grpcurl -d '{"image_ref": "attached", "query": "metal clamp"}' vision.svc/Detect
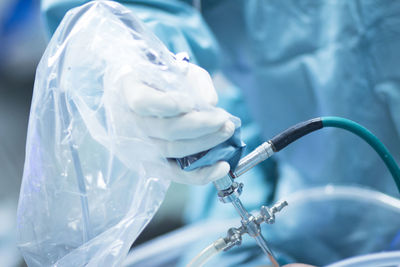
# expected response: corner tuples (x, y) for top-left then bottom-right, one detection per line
(223, 227), (244, 251)
(221, 200), (288, 251)
(217, 182), (243, 203)
(260, 201), (288, 224)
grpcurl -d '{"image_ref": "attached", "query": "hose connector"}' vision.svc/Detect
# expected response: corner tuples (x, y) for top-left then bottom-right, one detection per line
(229, 141), (274, 178)
(260, 201), (288, 224)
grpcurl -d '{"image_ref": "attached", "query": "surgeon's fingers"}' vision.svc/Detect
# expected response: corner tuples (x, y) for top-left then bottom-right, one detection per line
(123, 79), (194, 117)
(186, 63), (218, 106)
(168, 160), (230, 185)
(152, 120), (235, 158)
(135, 108), (231, 140)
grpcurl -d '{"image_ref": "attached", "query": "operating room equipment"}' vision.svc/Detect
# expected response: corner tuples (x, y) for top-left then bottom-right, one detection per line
(185, 116), (400, 266)
(229, 117), (400, 191)
(186, 199), (287, 267)
(124, 185), (400, 266)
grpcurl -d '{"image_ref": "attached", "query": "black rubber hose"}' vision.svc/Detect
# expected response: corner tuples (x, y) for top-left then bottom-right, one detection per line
(269, 116), (400, 194)
(270, 118), (323, 152)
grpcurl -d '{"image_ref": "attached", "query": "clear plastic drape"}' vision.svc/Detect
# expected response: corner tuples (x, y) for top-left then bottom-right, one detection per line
(15, 1), (203, 265)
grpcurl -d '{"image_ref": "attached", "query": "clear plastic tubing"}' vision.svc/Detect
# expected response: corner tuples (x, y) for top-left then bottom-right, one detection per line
(325, 251), (400, 267)
(186, 238), (227, 267)
(254, 235), (280, 267)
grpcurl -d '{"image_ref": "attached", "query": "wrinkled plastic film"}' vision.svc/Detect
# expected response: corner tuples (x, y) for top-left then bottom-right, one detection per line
(16, 2), (219, 266)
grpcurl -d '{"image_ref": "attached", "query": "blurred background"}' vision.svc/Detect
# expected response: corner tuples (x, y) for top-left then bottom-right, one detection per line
(0, 1), (187, 266)
(0, 0), (46, 266)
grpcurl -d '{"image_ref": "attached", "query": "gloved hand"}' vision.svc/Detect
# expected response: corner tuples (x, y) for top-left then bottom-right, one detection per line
(122, 59), (235, 185)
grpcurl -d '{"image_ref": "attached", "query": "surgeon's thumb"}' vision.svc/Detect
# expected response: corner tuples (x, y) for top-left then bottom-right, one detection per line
(187, 161), (230, 185)
(206, 161), (230, 183)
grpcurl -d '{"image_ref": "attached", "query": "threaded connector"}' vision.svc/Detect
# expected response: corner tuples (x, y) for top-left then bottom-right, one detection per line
(230, 141), (274, 178)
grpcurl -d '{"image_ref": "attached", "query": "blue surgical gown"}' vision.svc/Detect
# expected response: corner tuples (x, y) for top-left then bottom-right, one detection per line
(40, 0), (400, 265)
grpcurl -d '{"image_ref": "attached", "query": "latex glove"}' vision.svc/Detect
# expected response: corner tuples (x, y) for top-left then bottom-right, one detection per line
(122, 60), (235, 185)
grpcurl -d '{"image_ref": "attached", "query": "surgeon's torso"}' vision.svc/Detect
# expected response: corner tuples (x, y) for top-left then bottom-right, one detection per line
(202, 0), (400, 197)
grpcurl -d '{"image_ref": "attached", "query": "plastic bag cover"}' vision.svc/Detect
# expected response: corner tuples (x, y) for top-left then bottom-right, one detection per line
(15, 1), (212, 266)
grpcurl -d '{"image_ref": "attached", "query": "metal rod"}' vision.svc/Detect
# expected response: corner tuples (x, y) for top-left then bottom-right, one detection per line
(229, 194), (250, 219)
(228, 194), (280, 266)
(254, 234), (280, 267)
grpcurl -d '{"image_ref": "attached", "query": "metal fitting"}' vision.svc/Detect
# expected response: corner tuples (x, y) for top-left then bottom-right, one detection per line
(260, 201), (288, 224)
(230, 141), (274, 178)
(241, 215), (261, 237)
(219, 200), (288, 259)
(223, 227), (244, 251)
(217, 182), (243, 203)
(213, 175), (233, 191)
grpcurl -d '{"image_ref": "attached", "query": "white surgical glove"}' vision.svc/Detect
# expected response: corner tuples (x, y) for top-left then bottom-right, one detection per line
(122, 61), (234, 185)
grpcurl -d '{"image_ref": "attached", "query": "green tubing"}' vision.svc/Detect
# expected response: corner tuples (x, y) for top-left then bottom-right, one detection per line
(322, 116), (400, 194)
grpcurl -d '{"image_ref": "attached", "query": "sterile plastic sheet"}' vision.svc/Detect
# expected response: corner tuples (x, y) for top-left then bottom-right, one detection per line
(15, 1), (212, 266)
